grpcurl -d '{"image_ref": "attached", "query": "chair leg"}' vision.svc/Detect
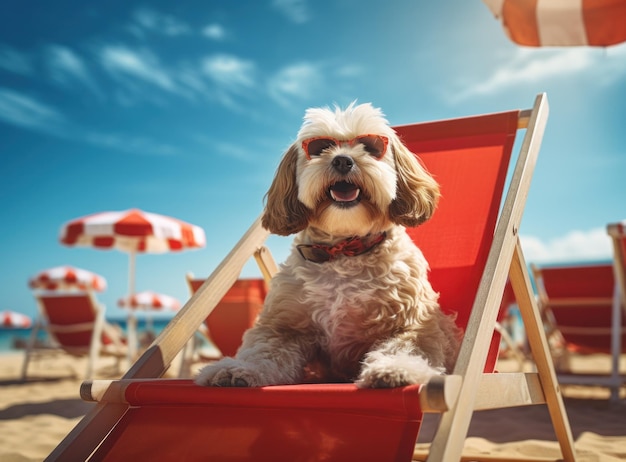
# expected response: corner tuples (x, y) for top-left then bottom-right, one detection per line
(426, 246), (511, 460)
(87, 313), (106, 380)
(177, 337), (197, 378)
(510, 240), (577, 462)
(21, 320), (40, 380)
(609, 282), (622, 402)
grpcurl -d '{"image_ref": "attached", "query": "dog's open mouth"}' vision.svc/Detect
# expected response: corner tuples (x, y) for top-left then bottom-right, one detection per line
(329, 181), (361, 205)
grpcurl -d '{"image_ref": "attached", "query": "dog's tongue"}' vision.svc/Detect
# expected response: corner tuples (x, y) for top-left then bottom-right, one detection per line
(330, 182), (360, 202)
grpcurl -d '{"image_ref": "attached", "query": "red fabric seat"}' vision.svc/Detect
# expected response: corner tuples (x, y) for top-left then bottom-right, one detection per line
(535, 263), (626, 354)
(398, 111), (519, 372)
(92, 382), (422, 461)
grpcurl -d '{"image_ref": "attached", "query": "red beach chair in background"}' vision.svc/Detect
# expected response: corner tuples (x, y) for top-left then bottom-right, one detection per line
(22, 291), (126, 380)
(531, 261), (625, 402)
(186, 274), (267, 358)
(533, 220), (626, 402)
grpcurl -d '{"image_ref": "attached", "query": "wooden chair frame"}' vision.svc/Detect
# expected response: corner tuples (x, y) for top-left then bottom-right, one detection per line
(608, 222), (626, 350)
(46, 93), (577, 462)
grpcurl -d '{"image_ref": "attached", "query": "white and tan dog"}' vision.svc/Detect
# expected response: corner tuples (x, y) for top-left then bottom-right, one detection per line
(196, 102), (461, 388)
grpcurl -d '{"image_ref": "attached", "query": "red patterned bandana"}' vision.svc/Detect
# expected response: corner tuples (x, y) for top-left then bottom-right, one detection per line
(296, 232), (387, 263)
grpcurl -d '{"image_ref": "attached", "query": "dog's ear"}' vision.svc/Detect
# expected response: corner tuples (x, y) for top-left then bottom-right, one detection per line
(389, 138), (440, 227)
(262, 144), (311, 236)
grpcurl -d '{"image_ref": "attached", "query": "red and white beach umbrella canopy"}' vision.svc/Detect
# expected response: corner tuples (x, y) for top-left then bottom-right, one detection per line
(28, 265), (107, 292)
(1, 310), (32, 329)
(59, 208), (206, 296)
(118, 291), (181, 312)
(60, 208), (206, 254)
(483, 0), (626, 47)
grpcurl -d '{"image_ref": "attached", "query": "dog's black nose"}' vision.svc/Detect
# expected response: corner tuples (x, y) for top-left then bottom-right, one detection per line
(332, 155), (354, 175)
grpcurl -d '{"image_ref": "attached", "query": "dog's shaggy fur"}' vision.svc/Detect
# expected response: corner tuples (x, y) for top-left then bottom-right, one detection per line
(196, 102), (461, 388)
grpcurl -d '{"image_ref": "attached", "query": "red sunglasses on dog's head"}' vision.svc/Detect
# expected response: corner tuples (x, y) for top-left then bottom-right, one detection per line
(301, 134), (389, 160)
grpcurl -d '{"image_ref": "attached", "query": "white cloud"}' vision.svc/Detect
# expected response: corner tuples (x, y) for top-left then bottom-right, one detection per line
(132, 8), (192, 36)
(267, 62), (322, 106)
(0, 45), (33, 76)
(450, 46), (626, 101)
(201, 54), (256, 92)
(520, 227), (613, 264)
(202, 24), (226, 41)
(177, 67), (211, 95)
(83, 131), (181, 156)
(97, 47), (260, 109)
(100, 45), (178, 94)
(0, 87), (68, 135)
(272, 0), (310, 23)
(0, 87), (178, 156)
(335, 64), (363, 78)
(46, 45), (100, 95)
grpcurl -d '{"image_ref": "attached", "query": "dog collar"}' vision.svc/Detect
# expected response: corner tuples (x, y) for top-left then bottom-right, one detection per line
(296, 232), (387, 263)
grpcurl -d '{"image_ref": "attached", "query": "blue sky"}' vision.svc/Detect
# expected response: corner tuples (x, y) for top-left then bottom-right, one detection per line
(1, 0), (625, 321)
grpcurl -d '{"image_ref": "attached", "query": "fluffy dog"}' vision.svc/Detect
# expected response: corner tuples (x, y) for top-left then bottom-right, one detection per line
(195, 102), (461, 388)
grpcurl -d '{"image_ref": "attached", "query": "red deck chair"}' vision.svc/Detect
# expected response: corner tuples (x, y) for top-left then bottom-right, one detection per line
(22, 291), (126, 380)
(47, 93), (576, 462)
(186, 275), (267, 358)
(531, 262), (625, 401)
(531, 220), (626, 402)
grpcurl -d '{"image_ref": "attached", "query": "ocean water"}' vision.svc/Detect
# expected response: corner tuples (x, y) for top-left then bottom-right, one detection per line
(0, 318), (172, 354)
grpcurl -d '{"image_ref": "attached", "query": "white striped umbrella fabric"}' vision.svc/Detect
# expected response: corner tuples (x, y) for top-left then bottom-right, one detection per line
(118, 291), (181, 334)
(1, 310), (32, 328)
(60, 208), (206, 254)
(59, 208), (205, 296)
(483, 0), (626, 47)
(28, 265), (107, 292)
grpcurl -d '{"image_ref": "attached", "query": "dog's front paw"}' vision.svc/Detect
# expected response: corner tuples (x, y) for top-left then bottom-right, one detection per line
(356, 350), (444, 389)
(195, 358), (262, 387)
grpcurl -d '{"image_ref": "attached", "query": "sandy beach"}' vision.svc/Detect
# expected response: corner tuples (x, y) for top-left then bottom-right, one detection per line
(0, 351), (624, 461)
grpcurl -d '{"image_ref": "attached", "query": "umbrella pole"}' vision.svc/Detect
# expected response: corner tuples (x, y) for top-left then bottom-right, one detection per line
(127, 251), (138, 361)
(146, 312), (153, 332)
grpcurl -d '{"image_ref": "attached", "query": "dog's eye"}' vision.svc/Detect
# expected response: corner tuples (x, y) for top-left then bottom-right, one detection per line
(306, 138), (337, 157)
(355, 135), (388, 159)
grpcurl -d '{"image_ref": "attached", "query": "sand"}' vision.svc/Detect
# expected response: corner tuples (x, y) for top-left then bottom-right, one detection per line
(0, 351), (624, 461)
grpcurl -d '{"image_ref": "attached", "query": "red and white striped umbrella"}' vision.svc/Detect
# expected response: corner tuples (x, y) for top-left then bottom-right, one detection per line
(59, 209), (205, 357)
(28, 265), (107, 292)
(59, 208), (205, 295)
(484, 0), (626, 47)
(118, 291), (181, 333)
(118, 291), (181, 311)
(1, 310), (32, 329)
(60, 208), (206, 254)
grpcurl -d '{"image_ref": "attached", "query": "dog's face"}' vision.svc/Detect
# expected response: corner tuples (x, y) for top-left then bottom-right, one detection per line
(262, 102), (440, 237)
